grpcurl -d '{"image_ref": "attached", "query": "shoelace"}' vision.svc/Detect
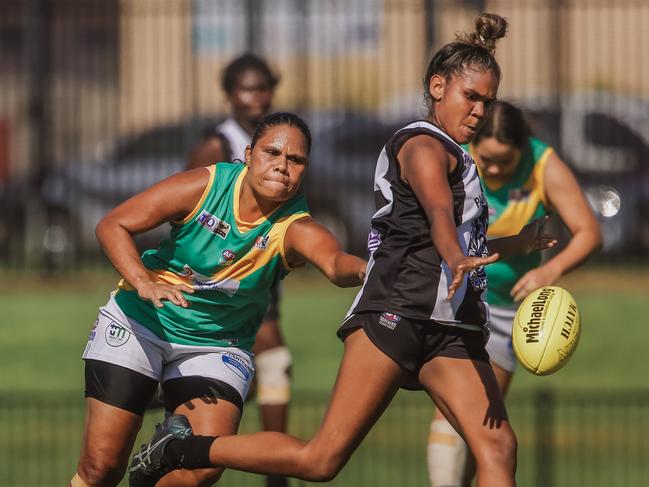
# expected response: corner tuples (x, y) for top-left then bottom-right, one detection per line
(129, 424), (192, 472)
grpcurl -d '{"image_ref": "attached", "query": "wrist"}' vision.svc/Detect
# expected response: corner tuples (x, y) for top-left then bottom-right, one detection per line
(132, 275), (154, 291)
(542, 260), (563, 282)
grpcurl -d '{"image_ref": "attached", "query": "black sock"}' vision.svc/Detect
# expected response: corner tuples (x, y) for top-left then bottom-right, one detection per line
(164, 436), (216, 469)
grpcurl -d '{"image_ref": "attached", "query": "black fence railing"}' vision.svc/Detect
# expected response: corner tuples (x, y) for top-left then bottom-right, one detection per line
(1, 389), (648, 486)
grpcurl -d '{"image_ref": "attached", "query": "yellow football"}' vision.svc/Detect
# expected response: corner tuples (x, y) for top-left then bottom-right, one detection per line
(512, 286), (580, 376)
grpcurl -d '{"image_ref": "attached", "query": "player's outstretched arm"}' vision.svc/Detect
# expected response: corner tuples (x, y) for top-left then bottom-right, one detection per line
(284, 217), (366, 287)
(508, 152), (602, 301)
(95, 168), (209, 306)
(488, 215), (557, 261)
(398, 135), (497, 299)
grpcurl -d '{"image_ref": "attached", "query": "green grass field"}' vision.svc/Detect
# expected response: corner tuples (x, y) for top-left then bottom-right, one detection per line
(0, 266), (648, 486)
(1, 266), (648, 393)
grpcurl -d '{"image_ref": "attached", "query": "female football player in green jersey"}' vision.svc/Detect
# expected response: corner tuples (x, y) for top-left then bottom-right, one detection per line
(427, 100), (602, 486)
(70, 112), (367, 487)
(186, 54), (294, 487)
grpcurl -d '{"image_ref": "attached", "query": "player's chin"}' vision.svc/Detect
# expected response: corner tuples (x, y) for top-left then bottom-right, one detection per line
(455, 127), (476, 145)
(261, 187), (293, 202)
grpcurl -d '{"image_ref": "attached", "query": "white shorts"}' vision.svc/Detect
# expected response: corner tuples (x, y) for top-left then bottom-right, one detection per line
(485, 305), (517, 373)
(82, 293), (255, 403)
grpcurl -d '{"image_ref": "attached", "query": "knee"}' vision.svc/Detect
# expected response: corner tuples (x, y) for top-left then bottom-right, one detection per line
(77, 454), (125, 486)
(474, 427), (518, 471)
(255, 346), (292, 406)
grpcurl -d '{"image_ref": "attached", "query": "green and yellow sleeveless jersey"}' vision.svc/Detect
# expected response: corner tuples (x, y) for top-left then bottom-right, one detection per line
(114, 162), (309, 350)
(465, 137), (553, 307)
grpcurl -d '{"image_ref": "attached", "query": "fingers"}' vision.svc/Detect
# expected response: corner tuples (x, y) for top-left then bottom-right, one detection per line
(141, 283), (193, 308)
(538, 234), (558, 250)
(538, 215), (550, 231)
(446, 271), (464, 300)
(177, 283), (195, 294)
(511, 285), (529, 303)
(511, 273), (540, 303)
(151, 295), (164, 308)
(446, 254), (496, 301)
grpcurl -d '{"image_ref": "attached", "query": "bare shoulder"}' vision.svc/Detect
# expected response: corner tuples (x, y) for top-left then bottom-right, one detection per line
(149, 167), (211, 212)
(285, 216), (321, 239)
(398, 134), (453, 182)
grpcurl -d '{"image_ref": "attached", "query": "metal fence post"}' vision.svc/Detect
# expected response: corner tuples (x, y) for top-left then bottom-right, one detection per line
(534, 389), (556, 487)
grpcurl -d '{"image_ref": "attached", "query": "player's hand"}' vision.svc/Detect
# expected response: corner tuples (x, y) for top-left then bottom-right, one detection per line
(136, 281), (195, 308)
(510, 265), (561, 303)
(518, 216), (557, 254)
(447, 253), (500, 300)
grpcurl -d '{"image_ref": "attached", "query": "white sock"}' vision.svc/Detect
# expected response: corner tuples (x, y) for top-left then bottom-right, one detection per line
(427, 418), (470, 487)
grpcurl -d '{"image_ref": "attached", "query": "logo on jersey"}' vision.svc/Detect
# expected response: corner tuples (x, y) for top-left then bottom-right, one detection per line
(254, 235), (270, 250)
(105, 322), (131, 347)
(88, 319), (98, 342)
(467, 214), (489, 291)
(367, 228), (382, 255)
(474, 193), (487, 209)
(222, 352), (252, 381)
(196, 210), (231, 239)
(178, 265), (240, 297)
(508, 188), (530, 202)
(219, 249), (237, 265)
(379, 312), (401, 330)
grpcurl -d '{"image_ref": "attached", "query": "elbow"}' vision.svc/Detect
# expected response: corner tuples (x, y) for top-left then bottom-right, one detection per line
(95, 214), (122, 247)
(590, 225), (604, 254)
(95, 217), (108, 244)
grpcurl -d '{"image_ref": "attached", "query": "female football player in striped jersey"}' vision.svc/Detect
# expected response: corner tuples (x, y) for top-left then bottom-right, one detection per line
(427, 100), (601, 486)
(129, 14), (557, 487)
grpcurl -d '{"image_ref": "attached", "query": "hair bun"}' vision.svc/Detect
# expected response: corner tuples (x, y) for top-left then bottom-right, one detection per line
(464, 13), (508, 53)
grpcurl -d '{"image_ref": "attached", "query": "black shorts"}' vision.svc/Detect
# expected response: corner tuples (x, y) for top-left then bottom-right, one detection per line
(85, 360), (244, 415)
(337, 312), (490, 390)
(263, 281), (281, 322)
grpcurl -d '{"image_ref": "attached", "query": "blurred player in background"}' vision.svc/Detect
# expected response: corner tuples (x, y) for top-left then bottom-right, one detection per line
(188, 53), (291, 487)
(427, 100), (602, 486)
(129, 14), (557, 487)
(71, 112), (366, 487)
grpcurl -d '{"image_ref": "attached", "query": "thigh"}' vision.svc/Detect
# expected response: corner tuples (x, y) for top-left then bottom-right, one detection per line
(253, 319), (284, 353)
(307, 328), (408, 460)
(162, 347), (255, 410)
(419, 357), (511, 454)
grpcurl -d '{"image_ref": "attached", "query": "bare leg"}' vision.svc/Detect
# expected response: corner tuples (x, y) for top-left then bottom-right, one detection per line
(156, 396), (242, 486)
(206, 328), (409, 482)
(420, 357), (517, 487)
(74, 398), (143, 486)
(253, 318), (291, 487)
(428, 361), (514, 486)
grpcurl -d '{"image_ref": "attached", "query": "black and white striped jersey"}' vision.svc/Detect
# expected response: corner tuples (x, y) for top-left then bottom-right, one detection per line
(347, 120), (490, 329)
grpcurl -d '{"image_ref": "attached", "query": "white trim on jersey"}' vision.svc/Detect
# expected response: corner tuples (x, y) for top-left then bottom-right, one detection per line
(372, 146), (394, 220)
